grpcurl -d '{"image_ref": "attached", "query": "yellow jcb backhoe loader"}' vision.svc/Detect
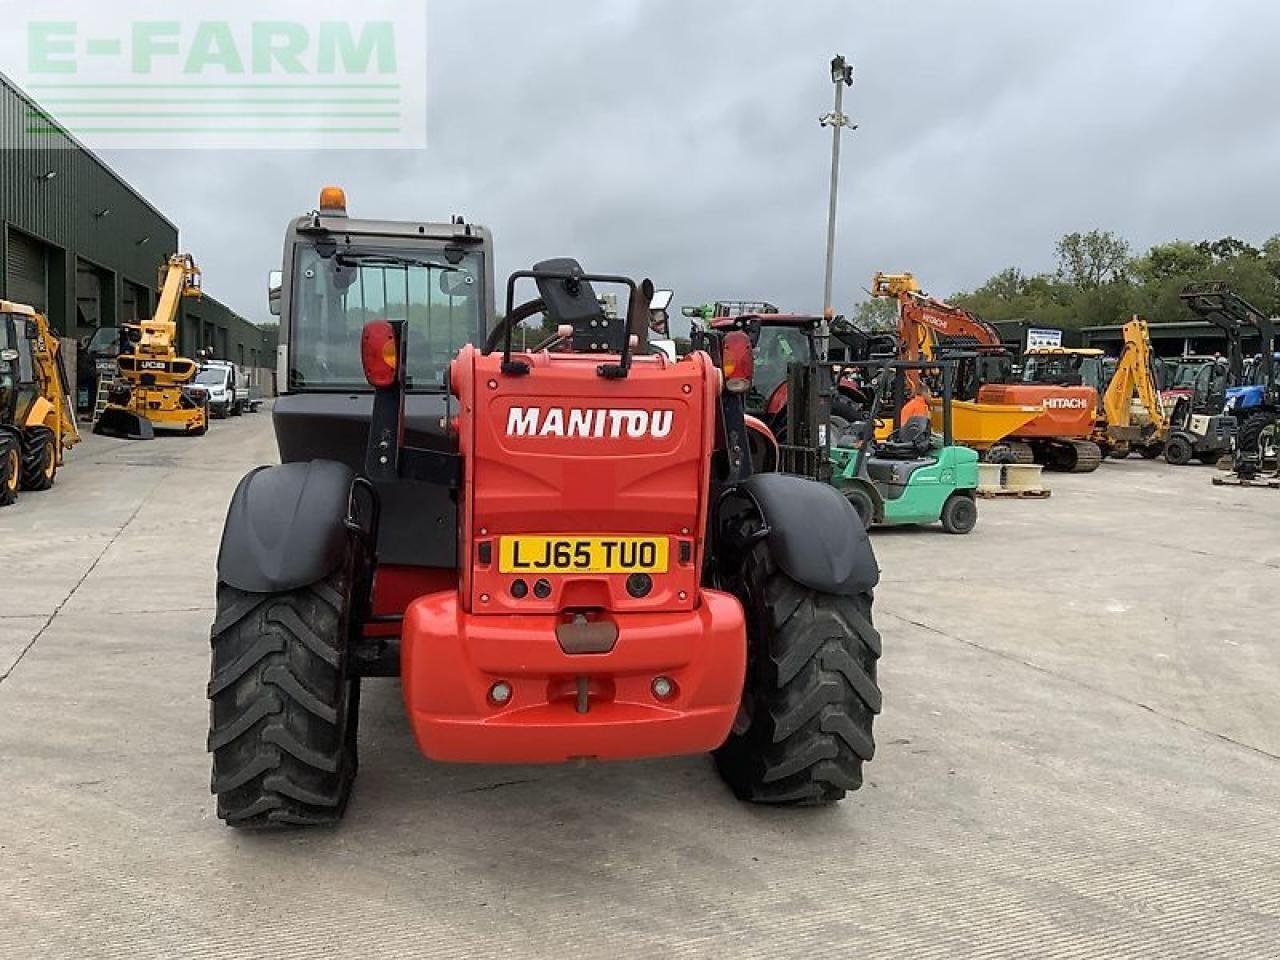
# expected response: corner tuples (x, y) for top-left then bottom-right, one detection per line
(1095, 316), (1167, 459)
(0, 301), (81, 505)
(94, 253), (209, 440)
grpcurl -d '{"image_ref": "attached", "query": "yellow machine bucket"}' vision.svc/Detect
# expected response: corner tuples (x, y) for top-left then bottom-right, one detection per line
(933, 399), (1042, 450)
(94, 407), (155, 440)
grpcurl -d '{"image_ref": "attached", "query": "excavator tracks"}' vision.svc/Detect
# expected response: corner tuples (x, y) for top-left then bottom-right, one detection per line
(1066, 440), (1102, 473)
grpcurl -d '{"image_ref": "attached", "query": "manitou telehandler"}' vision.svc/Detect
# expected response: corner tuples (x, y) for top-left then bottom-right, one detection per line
(207, 189), (881, 827)
(0, 302), (80, 506)
(95, 253), (208, 440)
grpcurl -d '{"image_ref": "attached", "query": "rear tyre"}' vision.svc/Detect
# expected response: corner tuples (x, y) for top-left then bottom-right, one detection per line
(0, 437), (19, 507)
(19, 426), (57, 491)
(715, 537), (881, 806)
(1164, 434), (1193, 466)
(1237, 412), (1276, 469)
(208, 562), (361, 829)
(843, 486), (875, 531)
(940, 492), (978, 534)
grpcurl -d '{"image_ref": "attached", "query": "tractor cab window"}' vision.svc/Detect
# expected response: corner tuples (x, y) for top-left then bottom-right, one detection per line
(749, 327), (810, 410)
(289, 244), (485, 392)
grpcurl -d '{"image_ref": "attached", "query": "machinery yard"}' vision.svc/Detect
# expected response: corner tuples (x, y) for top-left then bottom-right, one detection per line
(2, 414), (1277, 958)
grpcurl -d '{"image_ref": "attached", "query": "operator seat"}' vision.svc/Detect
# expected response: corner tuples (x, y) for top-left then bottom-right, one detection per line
(878, 416), (932, 459)
(864, 416), (937, 499)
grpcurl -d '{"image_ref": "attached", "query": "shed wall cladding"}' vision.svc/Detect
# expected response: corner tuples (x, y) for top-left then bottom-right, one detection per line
(0, 72), (178, 326)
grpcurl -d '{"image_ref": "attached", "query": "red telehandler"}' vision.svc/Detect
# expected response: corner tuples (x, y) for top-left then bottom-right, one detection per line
(208, 190), (881, 826)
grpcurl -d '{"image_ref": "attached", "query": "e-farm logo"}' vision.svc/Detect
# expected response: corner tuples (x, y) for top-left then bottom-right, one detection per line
(7, 1), (426, 150)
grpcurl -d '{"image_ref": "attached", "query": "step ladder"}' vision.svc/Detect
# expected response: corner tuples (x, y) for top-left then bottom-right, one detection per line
(91, 376), (111, 425)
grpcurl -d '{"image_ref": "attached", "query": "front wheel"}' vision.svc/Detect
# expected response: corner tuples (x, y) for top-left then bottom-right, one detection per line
(1236, 412), (1276, 477)
(1138, 443), (1162, 460)
(843, 485), (875, 531)
(208, 564), (361, 828)
(1164, 435), (1193, 466)
(715, 539), (881, 806)
(19, 426), (57, 491)
(940, 492), (978, 534)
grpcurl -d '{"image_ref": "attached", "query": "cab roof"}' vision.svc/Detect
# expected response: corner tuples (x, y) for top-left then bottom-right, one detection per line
(0, 300), (36, 316)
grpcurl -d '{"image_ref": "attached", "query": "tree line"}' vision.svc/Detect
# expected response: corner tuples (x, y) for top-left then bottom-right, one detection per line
(853, 230), (1280, 331)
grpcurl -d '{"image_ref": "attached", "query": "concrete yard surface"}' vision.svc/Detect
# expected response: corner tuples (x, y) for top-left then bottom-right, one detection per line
(1, 412), (1278, 959)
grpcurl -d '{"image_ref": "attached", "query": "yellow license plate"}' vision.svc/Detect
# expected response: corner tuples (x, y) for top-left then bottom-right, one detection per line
(499, 537), (669, 574)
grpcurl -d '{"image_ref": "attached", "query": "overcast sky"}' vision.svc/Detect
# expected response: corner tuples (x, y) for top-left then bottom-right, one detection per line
(97, 0), (1280, 327)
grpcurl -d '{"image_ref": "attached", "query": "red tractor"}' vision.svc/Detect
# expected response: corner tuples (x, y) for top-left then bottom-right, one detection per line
(208, 191), (880, 826)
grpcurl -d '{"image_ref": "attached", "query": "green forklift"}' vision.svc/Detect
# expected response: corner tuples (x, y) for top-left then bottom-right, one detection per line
(690, 307), (979, 534)
(828, 359), (980, 534)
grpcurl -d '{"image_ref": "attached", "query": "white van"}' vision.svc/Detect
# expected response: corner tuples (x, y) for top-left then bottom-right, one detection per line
(194, 361), (247, 418)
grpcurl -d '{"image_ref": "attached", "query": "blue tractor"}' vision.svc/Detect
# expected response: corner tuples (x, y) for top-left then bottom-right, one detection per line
(1179, 283), (1277, 478)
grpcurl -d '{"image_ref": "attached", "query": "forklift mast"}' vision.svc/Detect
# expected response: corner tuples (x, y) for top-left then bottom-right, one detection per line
(1179, 282), (1275, 392)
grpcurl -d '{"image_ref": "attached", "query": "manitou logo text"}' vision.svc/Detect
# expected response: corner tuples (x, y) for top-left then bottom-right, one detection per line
(1044, 397), (1090, 410)
(506, 406), (674, 440)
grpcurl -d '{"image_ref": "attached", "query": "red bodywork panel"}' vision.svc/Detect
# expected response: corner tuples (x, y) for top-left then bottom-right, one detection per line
(978, 383), (1097, 440)
(399, 345), (746, 763)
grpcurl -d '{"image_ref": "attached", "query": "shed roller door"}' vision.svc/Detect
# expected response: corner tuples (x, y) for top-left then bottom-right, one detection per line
(6, 230), (48, 312)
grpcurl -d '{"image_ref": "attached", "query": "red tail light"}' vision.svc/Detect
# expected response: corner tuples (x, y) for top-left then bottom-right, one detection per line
(721, 331), (754, 393)
(361, 320), (398, 388)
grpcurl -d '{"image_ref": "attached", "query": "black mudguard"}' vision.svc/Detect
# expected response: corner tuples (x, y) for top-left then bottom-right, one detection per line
(217, 460), (356, 594)
(738, 472), (879, 596)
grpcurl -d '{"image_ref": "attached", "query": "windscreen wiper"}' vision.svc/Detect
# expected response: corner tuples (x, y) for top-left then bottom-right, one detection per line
(335, 253), (458, 272)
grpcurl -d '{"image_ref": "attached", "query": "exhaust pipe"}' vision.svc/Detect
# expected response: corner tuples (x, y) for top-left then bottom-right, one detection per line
(93, 408), (155, 440)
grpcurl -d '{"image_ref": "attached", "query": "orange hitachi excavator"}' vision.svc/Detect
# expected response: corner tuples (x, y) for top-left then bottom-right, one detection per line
(871, 272), (1102, 472)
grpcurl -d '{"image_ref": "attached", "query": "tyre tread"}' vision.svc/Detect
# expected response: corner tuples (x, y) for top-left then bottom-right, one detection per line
(715, 538), (881, 806)
(207, 568), (358, 829)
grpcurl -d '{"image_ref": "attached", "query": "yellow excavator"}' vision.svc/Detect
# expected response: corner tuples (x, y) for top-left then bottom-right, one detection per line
(0, 302), (80, 505)
(1095, 316), (1167, 458)
(1016, 317), (1167, 459)
(94, 253), (209, 440)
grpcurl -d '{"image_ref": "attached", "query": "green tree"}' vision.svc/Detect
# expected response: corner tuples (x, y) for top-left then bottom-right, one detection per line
(1055, 230), (1132, 289)
(849, 297), (898, 331)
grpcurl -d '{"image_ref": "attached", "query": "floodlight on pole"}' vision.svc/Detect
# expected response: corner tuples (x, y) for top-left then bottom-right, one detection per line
(818, 54), (856, 360)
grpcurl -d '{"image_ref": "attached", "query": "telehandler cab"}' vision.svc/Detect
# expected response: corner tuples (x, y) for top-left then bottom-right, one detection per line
(208, 190), (881, 827)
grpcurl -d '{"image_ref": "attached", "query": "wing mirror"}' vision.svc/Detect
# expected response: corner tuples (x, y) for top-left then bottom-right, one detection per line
(268, 270), (283, 316)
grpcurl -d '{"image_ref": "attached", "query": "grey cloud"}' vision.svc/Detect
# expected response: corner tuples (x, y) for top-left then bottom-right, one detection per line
(97, 0), (1280, 325)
